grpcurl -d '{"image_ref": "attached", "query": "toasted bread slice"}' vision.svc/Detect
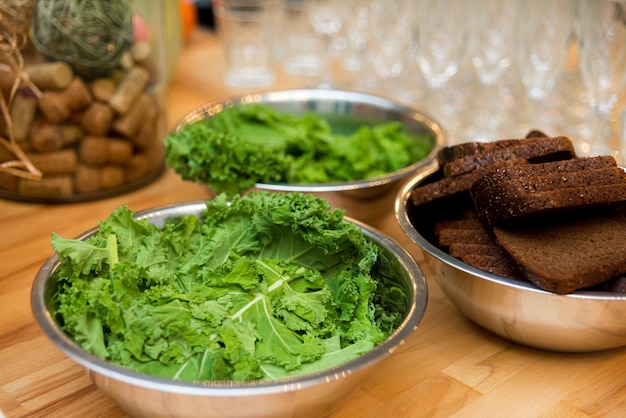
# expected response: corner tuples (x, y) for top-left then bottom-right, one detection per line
(471, 156), (626, 226)
(493, 210), (626, 294)
(442, 136), (576, 178)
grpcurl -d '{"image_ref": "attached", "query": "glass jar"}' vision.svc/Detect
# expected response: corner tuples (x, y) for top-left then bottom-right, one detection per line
(0, 0), (168, 202)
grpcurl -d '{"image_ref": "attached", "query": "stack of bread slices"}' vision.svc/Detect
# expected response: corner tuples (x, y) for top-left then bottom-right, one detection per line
(410, 134), (626, 294)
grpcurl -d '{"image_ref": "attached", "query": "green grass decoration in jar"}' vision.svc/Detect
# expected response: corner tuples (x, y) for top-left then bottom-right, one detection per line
(29, 0), (134, 79)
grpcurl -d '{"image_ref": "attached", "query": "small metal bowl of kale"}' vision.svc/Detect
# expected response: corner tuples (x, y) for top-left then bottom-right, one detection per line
(31, 191), (428, 418)
(165, 89), (446, 224)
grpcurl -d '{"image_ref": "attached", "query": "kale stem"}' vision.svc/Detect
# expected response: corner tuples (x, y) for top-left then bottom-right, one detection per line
(107, 234), (119, 266)
(107, 234), (119, 295)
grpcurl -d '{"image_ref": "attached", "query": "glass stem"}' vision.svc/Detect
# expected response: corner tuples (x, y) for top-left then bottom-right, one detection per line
(589, 104), (610, 156)
(317, 34), (334, 88)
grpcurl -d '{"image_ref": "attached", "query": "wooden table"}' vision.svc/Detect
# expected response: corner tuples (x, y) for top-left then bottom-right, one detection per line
(2, 28), (626, 418)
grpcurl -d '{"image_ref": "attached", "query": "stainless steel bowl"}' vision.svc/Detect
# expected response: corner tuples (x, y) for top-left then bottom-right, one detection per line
(32, 201), (428, 418)
(174, 89), (446, 224)
(396, 168), (626, 353)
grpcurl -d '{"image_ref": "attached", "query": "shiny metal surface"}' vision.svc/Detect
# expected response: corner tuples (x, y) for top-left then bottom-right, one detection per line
(32, 201), (428, 418)
(174, 89), (446, 224)
(395, 169), (626, 353)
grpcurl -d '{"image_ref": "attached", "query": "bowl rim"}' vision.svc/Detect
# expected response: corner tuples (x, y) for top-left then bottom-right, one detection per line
(31, 200), (428, 395)
(171, 88), (447, 193)
(394, 168), (626, 301)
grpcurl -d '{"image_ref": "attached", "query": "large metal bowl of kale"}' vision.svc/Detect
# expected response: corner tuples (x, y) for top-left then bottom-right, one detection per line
(165, 89), (446, 225)
(32, 192), (428, 418)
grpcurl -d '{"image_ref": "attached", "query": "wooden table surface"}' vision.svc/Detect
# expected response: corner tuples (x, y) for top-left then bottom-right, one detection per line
(2, 28), (626, 418)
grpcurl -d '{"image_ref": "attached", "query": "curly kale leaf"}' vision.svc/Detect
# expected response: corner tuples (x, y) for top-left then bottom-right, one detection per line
(50, 192), (406, 382)
(164, 103), (433, 194)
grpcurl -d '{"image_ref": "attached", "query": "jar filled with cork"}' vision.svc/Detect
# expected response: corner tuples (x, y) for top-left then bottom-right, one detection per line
(0, 0), (167, 202)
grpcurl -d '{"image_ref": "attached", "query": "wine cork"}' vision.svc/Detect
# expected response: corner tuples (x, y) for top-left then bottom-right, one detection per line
(63, 77), (93, 111)
(25, 62), (74, 90)
(134, 118), (156, 150)
(18, 175), (73, 198)
(30, 122), (84, 152)
(9, 89), (38, 141)
(0, 108), (6, 136)
(81, 102), (114, 135)
(27, 149), (77, 175)
(131, 42), (152, 64)
(14, 140), (32, 153)
(75, 164), (101, 194)
(100, 165), (126, 189)
(90, 78), (116, 102)
(70, 108), (87, 125)
(38, 91), (70, 123)
(30, 123), (64, 152)
(0, 143), (15, 162)
(111, 69), (126, 84)
(106, 138), (133, 164)
(125, 153), (149, 183)
(132, 97), (158, 149)
(0, 72), (18, 95)
(130, 41), (158, 82)
(60, 124), (84, 145)
(0, 171), (19, 192)
(119, 51), (135, 71)
(109, 66), (150, 115)
(112, 93), (151, 138)
(78, 136), (108, 165)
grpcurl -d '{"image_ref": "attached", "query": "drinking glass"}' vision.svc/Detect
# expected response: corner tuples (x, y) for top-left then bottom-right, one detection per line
(577, 0), (626, 157)
(413, 0), (468, 136)
(465, 0), (516, 141)
(213, 0), (279, 88)
(339, 0), (369, 72)
(305, 0), (347, 88)
(621, 108), (626, 164)
(279, 0), (324, 78)
(366, 0), (414, 99)
(514, 0), (576, 135)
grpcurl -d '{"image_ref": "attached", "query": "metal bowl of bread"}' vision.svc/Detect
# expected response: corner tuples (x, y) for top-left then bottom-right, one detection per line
(32, 192), (428, 418)
(165, 89), (445, 225)
(396, 134), (626, 352)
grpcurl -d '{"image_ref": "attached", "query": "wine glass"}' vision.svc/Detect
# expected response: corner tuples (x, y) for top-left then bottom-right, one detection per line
(305, 0), (347, 88)
(514, 0), (576, 136)
(365, 0), (415, 99)
(577, 0), (626, 157)
(413, 0), (469, 140)
(465, 0), (517, 141)
(336, 0), (373, 91)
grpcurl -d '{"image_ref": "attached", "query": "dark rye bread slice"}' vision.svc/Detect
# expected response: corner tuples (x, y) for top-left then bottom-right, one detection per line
(436, 130), (549, 165)
(435, 215), (491, 249)
(471, 157), (626, 226)
(442, 136), (576, 178)
(437, 139), (522, 166)
(449, 242), (504, 258)
(493, 210), (626, 294)
(470, 155), (618, 199)
(438, 228), (494, 247)
(411, 158), (528, 206)
(434, 217), (483, 236)
(411, 137), (576, 209)
(435, 217), (523, 279)
(525, 129), (549, 138)
(460, 254), (522, 279)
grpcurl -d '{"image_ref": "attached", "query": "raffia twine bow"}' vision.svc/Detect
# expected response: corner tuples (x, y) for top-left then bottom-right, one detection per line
(0, 0), (43, 181)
